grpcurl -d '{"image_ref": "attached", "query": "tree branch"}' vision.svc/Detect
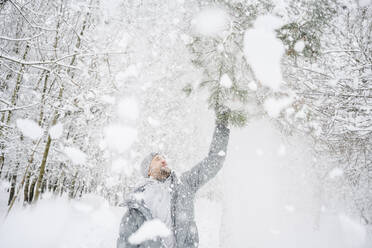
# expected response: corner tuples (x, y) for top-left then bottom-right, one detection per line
(0, 103), (39, 112)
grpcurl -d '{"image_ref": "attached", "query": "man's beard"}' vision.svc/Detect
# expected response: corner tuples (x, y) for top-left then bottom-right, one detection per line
(160, 167), (171, 179)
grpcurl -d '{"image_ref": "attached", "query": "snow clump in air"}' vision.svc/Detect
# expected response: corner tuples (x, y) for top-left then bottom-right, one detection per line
(218, 150), (226, 156)
(63, 146), (87, 165)
(191, 7), (230, 37)
(103, 124), (137, 152)
(147, 116), (160, 127)
(358, 0), (371, 7)
(49, 123), (64, 139)
(243, 15), (285, 91)
(117, 97), (139, 121)
(128, 219), (170, 245)
(220, 74), (233, 88)
(277, 144), (286, 156)
(263, 96), (294, 118)
(294, 40), (305, 52)
(328, 167), (344, 179)
(248, 81), (257, 91)
(16, 118), (43, 140)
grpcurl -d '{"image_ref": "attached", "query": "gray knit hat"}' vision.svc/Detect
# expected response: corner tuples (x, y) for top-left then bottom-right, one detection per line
(140, 152), (159, 178)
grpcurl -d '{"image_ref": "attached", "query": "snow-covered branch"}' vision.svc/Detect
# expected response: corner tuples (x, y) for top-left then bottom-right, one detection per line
(0, 33), (44, 41)
(0, 103), (39, 112)
(0, 51), (127, 67)
(8, 0), (56, 31)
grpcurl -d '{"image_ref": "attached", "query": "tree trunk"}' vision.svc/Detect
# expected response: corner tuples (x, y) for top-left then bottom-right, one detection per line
(60, 176), (67, 197)
(79, 182), (85, 198)
(23, 170), (31, 204)
(38, 72), (49, 127)
(55, 169), (65, 195)
(6, 45), (30, 125)
(41, 178), (47, 194)
(69, 171), (78, 199)
(7, 163), (19, 205)
(0, 148), (4, 178)
(33, 135), (51, 203)
(28, 175), (37, 202)
(52, 177), (58, 193)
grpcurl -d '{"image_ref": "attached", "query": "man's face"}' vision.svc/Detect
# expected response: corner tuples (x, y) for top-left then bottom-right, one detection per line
(148, 154), (171, 180)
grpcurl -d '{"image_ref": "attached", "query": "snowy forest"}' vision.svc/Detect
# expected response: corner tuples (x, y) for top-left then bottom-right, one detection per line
(0, 0), (371, 247)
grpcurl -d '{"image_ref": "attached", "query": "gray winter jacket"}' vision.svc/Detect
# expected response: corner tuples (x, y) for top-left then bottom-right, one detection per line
(117, 122), (230, 248)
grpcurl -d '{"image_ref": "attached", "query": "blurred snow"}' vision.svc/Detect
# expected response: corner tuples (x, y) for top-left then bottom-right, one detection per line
(284, 204), (296, 213)
(105, 176), (120, 188)
(277, 144), (286, 156)
(248, 81), (258, 91)
(220, 74), (233, 88)
(63, 146), (87, 165)
(100, 0), (122, 19)
(339, 214), (367, 247)
(180, 33), (193, 45)
(16, 118), (43, 140)
(147, 116), (161, 127)
(294, 40), (305, 52)
(49, 123), (64, 139)
(358, 0), (372, 7)
(220, 118), (369, 248)
(218, 150), (226, 156)
(111, 158), (129, 174)
(244, 15), (285, 91)
(115, 65), (139, 84)
(103, 124), (137, 152)
(264, 96), (294, 118)
(191, 7), (230, 37)
(101, 95), (115, 104)
(195, 198), (222, 247)
(117, 97), (139, 121)
(328, 167), (344, 179)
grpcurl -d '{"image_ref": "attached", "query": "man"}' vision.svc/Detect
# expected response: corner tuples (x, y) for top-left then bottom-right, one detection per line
(117, 107), (230, 248)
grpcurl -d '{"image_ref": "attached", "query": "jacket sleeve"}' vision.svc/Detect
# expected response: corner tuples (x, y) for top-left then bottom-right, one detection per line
(117, 208), (145, 248)
(181, 122), (230, 192)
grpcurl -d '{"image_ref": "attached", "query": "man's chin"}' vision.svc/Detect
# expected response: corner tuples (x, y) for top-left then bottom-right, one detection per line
(160, 167), (171, 179)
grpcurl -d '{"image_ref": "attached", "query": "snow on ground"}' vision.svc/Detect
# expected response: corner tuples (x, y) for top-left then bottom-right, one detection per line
(243, 15), (285, 91)
(0, 193), (124, 248)
(0, 182), (220, 248)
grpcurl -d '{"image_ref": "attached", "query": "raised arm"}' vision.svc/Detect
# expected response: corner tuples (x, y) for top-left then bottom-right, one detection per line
(181, 118), (230, 192)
